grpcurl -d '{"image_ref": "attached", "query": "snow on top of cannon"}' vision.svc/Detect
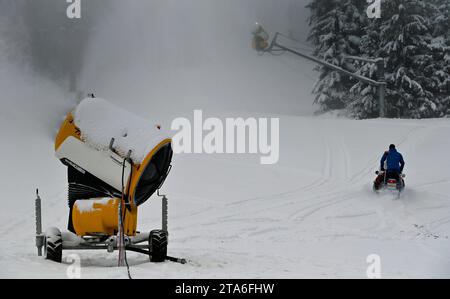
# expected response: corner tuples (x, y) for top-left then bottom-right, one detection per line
(73, 97), (170, 164)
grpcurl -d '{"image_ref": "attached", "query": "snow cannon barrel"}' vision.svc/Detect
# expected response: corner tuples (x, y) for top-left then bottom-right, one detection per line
(251, 23), (269, 52)
(55, 98), (173, 208)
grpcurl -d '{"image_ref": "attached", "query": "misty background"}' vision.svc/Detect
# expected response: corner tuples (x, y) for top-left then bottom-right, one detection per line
(0, 0), (316, 134)
(0, 0), (316, 216)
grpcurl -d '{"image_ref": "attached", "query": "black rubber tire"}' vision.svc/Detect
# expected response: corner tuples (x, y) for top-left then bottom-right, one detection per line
(45, 227), (62, 263)
(149, 230), (168, 263)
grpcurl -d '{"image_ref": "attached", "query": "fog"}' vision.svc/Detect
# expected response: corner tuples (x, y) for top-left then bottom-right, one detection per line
(1, 0), (316, 134)
(0, 0), (316, 252)
(78, 0), (315, 119)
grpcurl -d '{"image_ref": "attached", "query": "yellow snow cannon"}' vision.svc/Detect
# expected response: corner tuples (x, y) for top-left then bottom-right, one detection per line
(251, 22), (269, 52)
(35, 96), (185, 265)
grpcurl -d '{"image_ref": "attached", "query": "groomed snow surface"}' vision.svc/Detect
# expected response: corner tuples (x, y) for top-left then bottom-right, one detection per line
(1, 110), (450, 278)
(5, 0), (449, 279)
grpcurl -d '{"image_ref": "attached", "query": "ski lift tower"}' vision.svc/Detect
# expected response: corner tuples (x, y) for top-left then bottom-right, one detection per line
(252, 23), (386, 118)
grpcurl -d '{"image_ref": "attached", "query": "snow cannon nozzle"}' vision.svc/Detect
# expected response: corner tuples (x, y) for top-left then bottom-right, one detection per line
(54, 98), (173, 208)
(251, 22), (270, 52)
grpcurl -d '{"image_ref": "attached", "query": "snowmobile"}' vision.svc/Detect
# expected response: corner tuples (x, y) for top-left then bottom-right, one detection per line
(373, 170), (406, 198)
(35, 97), (185, 265)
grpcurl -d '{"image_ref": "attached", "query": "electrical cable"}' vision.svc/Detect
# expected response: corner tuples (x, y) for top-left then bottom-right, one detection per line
(276, 32), (314, 51)
(120, 157), (132, 279)
(266, 32), (314, 56)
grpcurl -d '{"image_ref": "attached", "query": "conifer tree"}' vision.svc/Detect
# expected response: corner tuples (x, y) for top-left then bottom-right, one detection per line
(307, 0), (367, 111)
(308, 0), (450, 118)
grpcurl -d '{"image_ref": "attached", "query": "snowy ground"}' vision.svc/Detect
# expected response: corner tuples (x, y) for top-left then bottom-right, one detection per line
(4, 0), (450, 280)
(1, 105), (450, 278)
(1, 0), (449, 277)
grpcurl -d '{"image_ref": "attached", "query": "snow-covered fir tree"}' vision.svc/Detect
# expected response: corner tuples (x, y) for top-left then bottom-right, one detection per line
(354, 0), (438, 118)
(309, 0), (450, 118)
(307, 0), (367, 111)
(431, 0), (450, 115)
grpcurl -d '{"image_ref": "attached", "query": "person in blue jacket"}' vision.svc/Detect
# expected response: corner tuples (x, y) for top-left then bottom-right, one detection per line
(381, 144), (405, 174)
(374, 144), (405, 190)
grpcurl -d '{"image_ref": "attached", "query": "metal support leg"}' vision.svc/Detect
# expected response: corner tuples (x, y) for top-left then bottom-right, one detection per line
(162, 195), (168, 234)
(35, 189), (44, 256)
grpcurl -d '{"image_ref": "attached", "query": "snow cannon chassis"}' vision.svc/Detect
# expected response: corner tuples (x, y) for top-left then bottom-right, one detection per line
(35, 98), (186, 266)
(35, 189), (186, 265)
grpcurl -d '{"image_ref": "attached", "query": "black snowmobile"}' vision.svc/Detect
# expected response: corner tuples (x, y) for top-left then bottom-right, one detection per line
(373, 170), (405, 197)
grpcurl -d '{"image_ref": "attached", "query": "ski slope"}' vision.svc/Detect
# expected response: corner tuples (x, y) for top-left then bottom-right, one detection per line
(1, 103), (450, 278)
(1, 0), (450, 278)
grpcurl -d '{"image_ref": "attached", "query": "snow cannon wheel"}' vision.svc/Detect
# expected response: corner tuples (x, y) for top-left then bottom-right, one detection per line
(44, 227), (62, 263)
(149, 230), (168, 263)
